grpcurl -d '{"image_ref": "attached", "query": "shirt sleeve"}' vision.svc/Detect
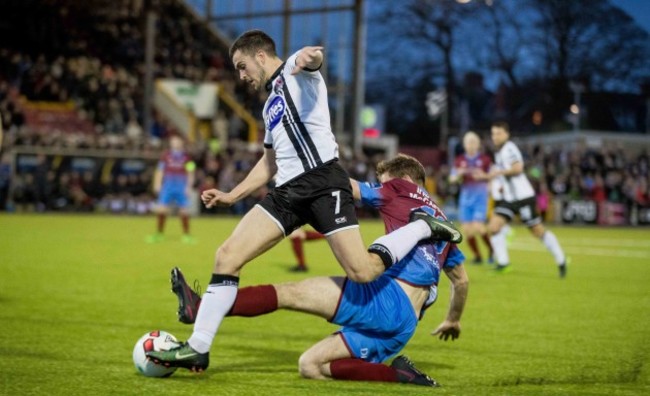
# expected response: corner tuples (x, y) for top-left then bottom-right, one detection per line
(358, 181), (387, 208)
(451, 155), (462, 178)
(264, 126), (273, 148)
(505, 142), (523, 165)
(287, 51), (321, 75)
(443, 244), (465, 268)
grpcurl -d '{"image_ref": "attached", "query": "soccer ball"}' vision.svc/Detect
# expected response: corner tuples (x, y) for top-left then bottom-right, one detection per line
(132, 330), (179, 377)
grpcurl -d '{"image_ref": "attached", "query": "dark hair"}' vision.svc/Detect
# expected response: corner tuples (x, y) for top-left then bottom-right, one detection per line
(229, 29), (277, 60)
(491, 120), (510, 133)
(376, 154), (426, 186)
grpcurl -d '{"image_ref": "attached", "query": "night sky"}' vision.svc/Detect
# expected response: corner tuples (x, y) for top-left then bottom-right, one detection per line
(611, 0), (650, 33)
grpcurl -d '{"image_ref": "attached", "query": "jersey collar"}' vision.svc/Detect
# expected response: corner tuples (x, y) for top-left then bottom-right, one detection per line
(265, 62), (286, 92)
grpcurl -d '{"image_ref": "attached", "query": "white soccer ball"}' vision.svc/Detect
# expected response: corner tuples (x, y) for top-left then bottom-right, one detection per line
(133, 330), (180, 377)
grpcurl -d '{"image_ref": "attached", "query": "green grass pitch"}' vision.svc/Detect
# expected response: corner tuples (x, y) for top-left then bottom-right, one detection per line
(1, 213), (649, 395)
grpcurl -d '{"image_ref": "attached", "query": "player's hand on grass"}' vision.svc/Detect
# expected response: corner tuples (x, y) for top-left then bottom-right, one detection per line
(432, 320), (460, 341)
(201, 188), (234, 208)
(292, 46), (324, 75)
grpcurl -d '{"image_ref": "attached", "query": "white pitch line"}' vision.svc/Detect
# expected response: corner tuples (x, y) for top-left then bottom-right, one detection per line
(557, 238), (650, 248)
(508, 242), (650, 259)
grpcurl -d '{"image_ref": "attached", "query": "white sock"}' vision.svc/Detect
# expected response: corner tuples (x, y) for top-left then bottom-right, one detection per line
(503, 224), (511, 240)
(370, 220), (431, 265)
(541, 230), (566, 265)
(490, 227), (510, 265)
(187, 280), (238, 354)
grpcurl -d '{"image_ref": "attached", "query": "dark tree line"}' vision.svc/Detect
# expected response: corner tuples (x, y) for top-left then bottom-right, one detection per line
(366, 0), (650, 144)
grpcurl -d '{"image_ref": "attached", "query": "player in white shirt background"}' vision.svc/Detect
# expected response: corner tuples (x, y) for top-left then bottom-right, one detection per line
(477, 121), (567, 277)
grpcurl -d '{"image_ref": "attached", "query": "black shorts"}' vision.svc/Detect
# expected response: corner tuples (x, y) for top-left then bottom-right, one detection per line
(257, 160), (359, 236)
(494, 197), (542, 227)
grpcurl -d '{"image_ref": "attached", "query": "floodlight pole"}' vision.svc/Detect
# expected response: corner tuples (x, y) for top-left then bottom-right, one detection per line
(143, 9), (156, 140)
(283, 0), (291, 59)
(352, 0), (366, 154)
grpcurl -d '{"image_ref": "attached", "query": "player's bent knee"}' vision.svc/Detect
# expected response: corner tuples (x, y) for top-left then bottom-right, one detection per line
(347, 267), (377, 284)
(298, 353), (323, 380)
(214, 242), (243, 274)
(488, 223), (501, 235)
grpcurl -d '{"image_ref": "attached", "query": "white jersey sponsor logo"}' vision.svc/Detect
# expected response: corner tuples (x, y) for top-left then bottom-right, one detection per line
(266, 96), (285, 131)
(263, 51), (339, 186)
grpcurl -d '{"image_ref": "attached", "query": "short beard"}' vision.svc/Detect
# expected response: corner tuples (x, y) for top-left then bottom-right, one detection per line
(255, 59), (266, 91)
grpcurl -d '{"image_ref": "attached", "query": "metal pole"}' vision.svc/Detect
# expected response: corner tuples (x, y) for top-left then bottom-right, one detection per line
(143, 10), (156, 139)
(441, 101), (449, 147)
(352, 0), (366, 154)
(334, 32), (346, 142)
(205, 0), (213, 24)
(283, 0), (291, 59)
(574, 89), (580, 133)
(646, 97), (650, 134)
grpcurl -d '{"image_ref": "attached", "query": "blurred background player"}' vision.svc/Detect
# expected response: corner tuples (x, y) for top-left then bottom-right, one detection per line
(450, 131), (494, 264)
(488, 166), (513, 248)
(147, 135), (196, 244)
(163, 154), (468, 387)
(288, 227), (326, 272)
(482, 121), (567, 277)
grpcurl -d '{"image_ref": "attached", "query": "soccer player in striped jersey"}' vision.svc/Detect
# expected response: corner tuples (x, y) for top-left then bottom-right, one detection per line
(450, 131), (494, 264)
(166, 154), (468, 387)
(480, 121), (567, 276)
(146, 30), (462, 372)
(147, 135), (196, 244)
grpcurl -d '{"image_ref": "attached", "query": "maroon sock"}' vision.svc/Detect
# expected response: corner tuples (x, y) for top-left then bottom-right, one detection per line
(330, 358), (398, 382)
(157, 213), (166, 233)
(305, 231), (325, 241)
(291, 238), (306, 267)
(481, 233), (493, 256)
(467, 236), (481, 261)
(181, 214), (190, 234)
(227, 285), (278, 317)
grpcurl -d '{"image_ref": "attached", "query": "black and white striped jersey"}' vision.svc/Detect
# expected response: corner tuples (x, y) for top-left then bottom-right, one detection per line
(262, 51), (339, 186)
(494, 141), (535, 202)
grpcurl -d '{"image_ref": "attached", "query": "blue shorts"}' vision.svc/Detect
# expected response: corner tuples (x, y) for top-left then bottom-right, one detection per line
(458, 191), (488, 223)
(331, 276), (418, 363)
(158, 186), (189, 208)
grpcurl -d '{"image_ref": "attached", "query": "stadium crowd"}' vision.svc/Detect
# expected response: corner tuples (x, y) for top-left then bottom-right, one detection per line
(1, 0), (648, 223)
(0, 0), (262, 137)
(3, 119), (649, 220)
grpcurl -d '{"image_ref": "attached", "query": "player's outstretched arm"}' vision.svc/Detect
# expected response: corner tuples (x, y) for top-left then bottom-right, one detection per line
(489, 161), (524, 179)
(432, 264), (468, 341)
(291, 46), (324, 75)
(202, 149), (277, 208)
(153, 167), (163, 195)
(349, 179), (361, 201)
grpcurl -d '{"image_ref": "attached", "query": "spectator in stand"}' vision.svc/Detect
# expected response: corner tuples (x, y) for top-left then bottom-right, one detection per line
(0, 152), (11, 210)
(536, 182), (549, 220)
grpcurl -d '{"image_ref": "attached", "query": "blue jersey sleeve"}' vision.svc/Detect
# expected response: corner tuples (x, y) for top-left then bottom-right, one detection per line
(358, 182), (386, 208)
(443, 245), (465, 268)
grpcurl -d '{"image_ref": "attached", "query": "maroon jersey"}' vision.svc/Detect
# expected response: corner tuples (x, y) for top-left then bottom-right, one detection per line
(453, 153), (491, 187)
(158, 150), (193, 186)
(360, 178), (446, 233)
(358, 178), (465, 287)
